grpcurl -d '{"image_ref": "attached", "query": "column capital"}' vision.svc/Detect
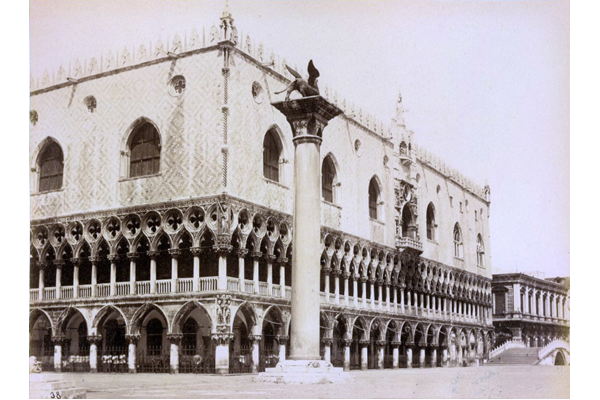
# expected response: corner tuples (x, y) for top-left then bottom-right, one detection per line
(250, 251), (262, 260)
(190, 247), (202, 256)
(377, 278), (384, 286)
(342, 271), (351, 279)
(107, 254), (118, 262)
(391, 341), (402, 348)
(125, 334), (141, 344)
(87, 335), (102, 345)
(89, 257), (100, 263)
(71, 258), (81, 266)
(277, 257), (288, 265)
(341, 339), (353, 347)
(321, 338), (333, 346)
(51, 335), (66, 345)
(36, 261), (49, 269)
(237, 248), (249, 258)
(359, 276), (368, 283)
(167, 333), (183, 344)
(322, 267), (331, 274)
(211, 333), (234, 346)
(331, 269), (341, 277)
(358, 339), (370, 347)
(53, 259), (65, 268)
(127, 252), (139, 260)
(147, 251), (160, 259)
(376, 340), (386, 347)
(274, 335), (289, 344)
(248, 334), (263, 343)
(265, 254), (276, 263)
(213, 244), (233, 255)
(168, 249), (181, 258)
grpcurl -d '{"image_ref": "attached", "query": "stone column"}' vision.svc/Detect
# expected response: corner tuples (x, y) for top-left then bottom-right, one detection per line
(90, 257), (98, 297)
(321, 338), (333, 363)
(249, 335), (262, 373)
(353, 276), (359, 307)
(167, 334), (182, 374)
(333, 270), (340, 304)
(237, 249), (248, 292)
(88, 335), (101, 373)
(148, 251), (158, 294)
(38, 262), (46, 300)
(376, 341), (385, 369)
(342, 339), (352, 371)
(361, 277), (368, 307)
(252, 252), (261, 295)
(278, 258), (287, 298)
(266, 255), (275, 296)
(72, 258), (80, 298)
(419, 347), (426, 368)
(212, 333), (233, 374)
(215, 246), (231, 291)
(125, 334), (140, 373)
(54, 260), (63, 299)
(359, 340), (369, 370)
(323, 267), (331, 303)
(514, 283), (521, 313)
(169, 249), (180, 293)
(108, 255), (117, 296)
(400, 288), (405, 312)
(128, 252), (138, 295)
(377, 281), (383, 309)
(415, 292), (420, 313)
(405, 344), (413, 369)
(191, 247), (201, 292)
(275, 335), (289, 363)
(370, 279), (376, 310)
(343, 271), (350, 306)
(385, 284), (391, 311)
(52, 336), (64, 372)
(391, 341), (400, 369)
(272, 96), (342, 362)
(442, 346), (449, 367)
(431, 348), (438, 368)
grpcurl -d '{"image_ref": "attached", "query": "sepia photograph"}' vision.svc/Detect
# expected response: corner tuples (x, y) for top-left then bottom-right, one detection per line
(25, 0), (572, 398)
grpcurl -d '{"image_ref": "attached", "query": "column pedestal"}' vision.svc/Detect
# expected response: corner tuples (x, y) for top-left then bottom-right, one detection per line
(250, 335), (262, 374)
(168, 334), (182, 374)
(212, 333), (232, 375)
(360, 341), (368, 371)
(342, 339), (351, 372)
(126, 334), (140, 374)
(392, 342), (400, 369)
(88, 335), (101, 373)
(406, 346), (413, 369)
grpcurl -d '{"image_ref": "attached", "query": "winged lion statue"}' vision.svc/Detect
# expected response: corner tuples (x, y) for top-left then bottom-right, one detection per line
(275, 60), (320, 101)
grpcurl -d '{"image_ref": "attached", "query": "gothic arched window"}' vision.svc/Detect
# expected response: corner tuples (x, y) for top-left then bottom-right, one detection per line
(38, 140), (64, 192)
(453, 223), (463, 259)
(263, 129), (281, 182)
(368, 177), (380, 219)
(426, 203), (436, 241)
(129, 122), (160, 178)
(322, 156), (336, 203)
(146, 318), (164, 355)
(476, 234), (485, 267)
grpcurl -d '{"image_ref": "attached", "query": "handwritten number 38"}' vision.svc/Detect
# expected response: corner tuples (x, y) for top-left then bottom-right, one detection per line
(50, 392), (61, 399)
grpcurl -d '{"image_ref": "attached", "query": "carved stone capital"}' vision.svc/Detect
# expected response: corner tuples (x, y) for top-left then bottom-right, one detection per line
(127, 252), (139, 261)
(391, 341), (402, 347)
(341, 339), (353, 347)
(376, 340), (386, 347)
(125, 334), (141, 345)
(147, 251), (160, 259)
(359, 340), (370, 347)
(211, 333), (234, 346)
(359, 276), (368, 283)
(237, 249), (249, 258)
(89, 257), (100, 264)
(277, 257), (288, 265)
(342, 271), (351, 279)
(168, 249), (181, 258)
(36, 261), (49, 270)
(248, 334), (263, 343)
(167, 333), (183, 344)
(53, 259), (65, 268)
(213, 244), (233, 255)
(250, 251), (262, 259)
(321, 338), (334, 347)
(51, 335), (66, 346)
(71, 258), (81, 266)
(265, 254), (276, 263)
(107, 254), (118, 262)
(274, 335), (289, 344)
(331, 269), (341, 277)
(322, 267), (331, 274)
(87, 335), (102, 345)
(190, 247), (202, 256)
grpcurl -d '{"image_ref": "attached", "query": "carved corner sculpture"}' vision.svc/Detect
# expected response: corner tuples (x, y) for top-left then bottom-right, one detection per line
(275, 60), (320, 101)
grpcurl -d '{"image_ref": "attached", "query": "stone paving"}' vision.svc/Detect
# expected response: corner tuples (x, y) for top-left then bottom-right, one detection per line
(41, 366), (569, 399)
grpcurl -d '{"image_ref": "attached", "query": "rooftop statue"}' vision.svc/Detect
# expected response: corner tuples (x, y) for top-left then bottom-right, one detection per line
(275, 60), (320, 101)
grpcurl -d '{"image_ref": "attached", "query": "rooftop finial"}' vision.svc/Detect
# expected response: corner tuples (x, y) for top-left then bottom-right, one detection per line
(221, 0), (233, 21)
(394, 89), (405, 128)
(219, 0), (237, 44)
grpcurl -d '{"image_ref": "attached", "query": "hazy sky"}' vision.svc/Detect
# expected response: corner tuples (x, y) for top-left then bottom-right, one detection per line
(29, 0), (570, 277)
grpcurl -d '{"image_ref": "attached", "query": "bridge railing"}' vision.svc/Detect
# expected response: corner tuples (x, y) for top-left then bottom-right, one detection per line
(489, 339), (525, 359)
(538, 339), (570, 360)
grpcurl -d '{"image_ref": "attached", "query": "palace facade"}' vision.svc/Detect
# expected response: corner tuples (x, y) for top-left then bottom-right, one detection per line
(29, 8), (494, 374)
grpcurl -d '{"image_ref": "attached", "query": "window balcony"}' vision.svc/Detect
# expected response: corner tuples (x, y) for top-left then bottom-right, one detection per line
(396, 236), (423, 253)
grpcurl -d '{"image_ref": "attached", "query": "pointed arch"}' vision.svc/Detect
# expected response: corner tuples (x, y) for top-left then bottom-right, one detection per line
(130, 303), (170, 335)
(322, 153), (339, 203)
(122, 117), (162, 178)
(426, 202), (437, 241)
(31, 137), (64, 193)
(368, 175), (382, 220)
(172, 301), (214, 334)
(30, 308), (54, 335)
(92, 305), (128, 332)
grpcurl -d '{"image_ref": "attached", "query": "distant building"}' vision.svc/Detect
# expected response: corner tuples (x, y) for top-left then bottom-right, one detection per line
(492, 273), (570, 347)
